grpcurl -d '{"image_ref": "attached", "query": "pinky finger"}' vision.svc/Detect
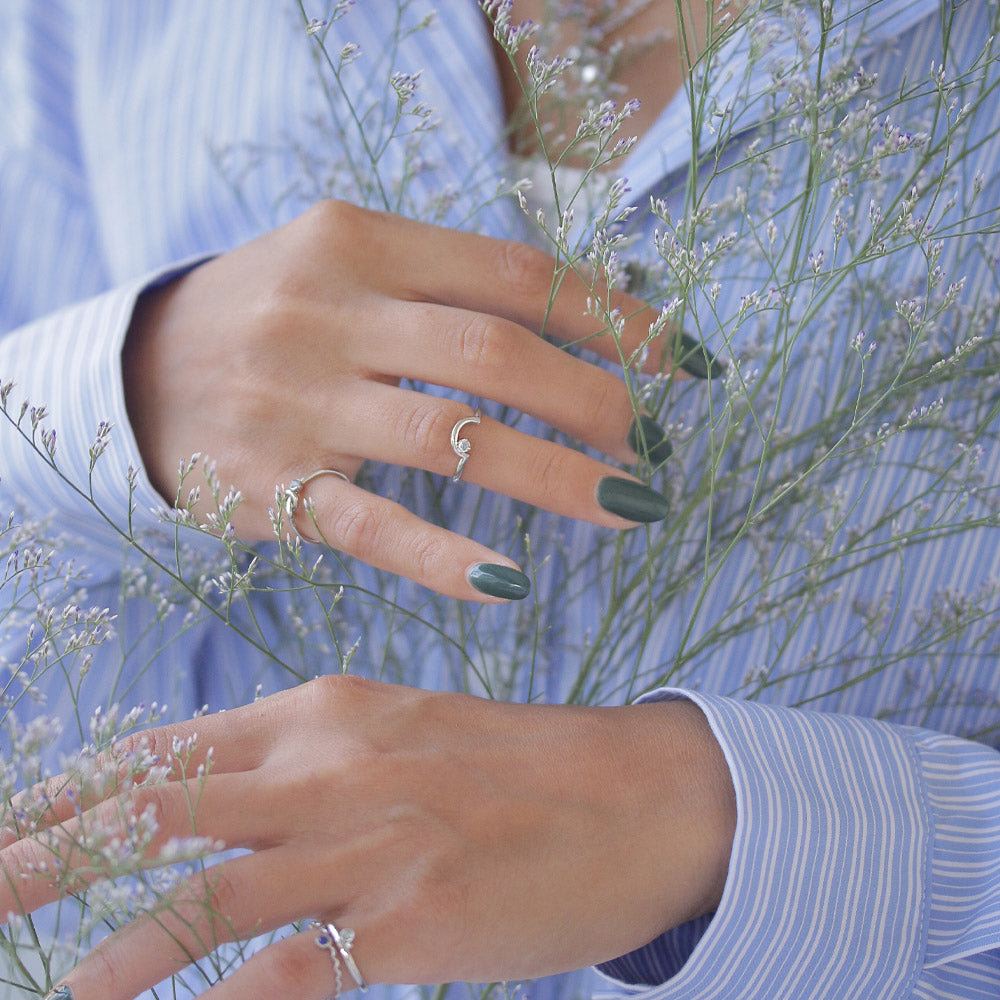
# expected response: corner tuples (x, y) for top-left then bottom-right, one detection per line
(287, 476), (531, 603)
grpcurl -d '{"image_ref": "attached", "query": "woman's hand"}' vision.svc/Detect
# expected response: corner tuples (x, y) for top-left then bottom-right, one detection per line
(4, 676), (736, 999)
(123, 201), (699, 601)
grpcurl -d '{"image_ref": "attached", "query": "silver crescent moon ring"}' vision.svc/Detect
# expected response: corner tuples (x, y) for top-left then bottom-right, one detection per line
(450, 408), (482, 483)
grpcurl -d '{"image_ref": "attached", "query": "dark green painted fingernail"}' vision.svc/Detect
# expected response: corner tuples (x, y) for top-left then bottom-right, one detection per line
(468, 563), (531, 600)
(44, 988), (74, 1000)
(627, 414), (673, 464)
(675, 332), (725, 380)
(597, 477), (670, 523)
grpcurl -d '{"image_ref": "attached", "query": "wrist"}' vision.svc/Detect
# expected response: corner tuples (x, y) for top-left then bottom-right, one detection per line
(613, 698), (736, 933)
(122, 280), (180, 503)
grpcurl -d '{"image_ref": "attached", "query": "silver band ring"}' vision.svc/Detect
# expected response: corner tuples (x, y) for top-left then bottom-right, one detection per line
(310, 920), (368, 994)
(450, 408), (482, 482)
(282, 469), (350, 544)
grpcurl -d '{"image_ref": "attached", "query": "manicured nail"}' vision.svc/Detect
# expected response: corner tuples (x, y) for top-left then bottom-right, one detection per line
(597, 477), (670, 523)
(675, 332), (725, 380)
(44, 987), (74, 1000)
(627, 414), (673, 464)
(468, 563), (531, 601)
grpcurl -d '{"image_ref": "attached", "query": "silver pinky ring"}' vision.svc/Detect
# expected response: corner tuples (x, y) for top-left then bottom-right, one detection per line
(310, 920), (368, 994)
(282, 469), (350, 544)
(450, 408), (482, 483)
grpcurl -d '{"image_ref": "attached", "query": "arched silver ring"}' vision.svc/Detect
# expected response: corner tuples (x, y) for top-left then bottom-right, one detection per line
(450, 408), (482, 482)
(282, 469), (350, 544)
(310, 920), (368, 995)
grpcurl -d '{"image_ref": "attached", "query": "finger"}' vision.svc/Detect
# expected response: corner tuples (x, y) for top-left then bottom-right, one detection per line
(0, 773), (254, 919)
(364, 208), (718, 376)
(8, 698), (277, 834)
(280, 472), (534, 602)
(53, 848), (337, 1000)
(334, 384), (672, 524)
(356, 299), (660, 465)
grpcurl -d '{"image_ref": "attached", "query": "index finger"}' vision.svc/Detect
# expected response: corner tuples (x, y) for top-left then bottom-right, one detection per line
(357, 205), (718, 376)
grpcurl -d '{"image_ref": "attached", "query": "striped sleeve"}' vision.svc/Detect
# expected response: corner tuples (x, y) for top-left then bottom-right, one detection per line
(1, 1), (217, 570)
(0, 261), (218, 570)
(596, 692), (1000, 999)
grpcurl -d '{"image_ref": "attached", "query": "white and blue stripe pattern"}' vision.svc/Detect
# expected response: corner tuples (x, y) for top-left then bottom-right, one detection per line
(1, 2), (999, 999)
(598, 691), (1000, 998)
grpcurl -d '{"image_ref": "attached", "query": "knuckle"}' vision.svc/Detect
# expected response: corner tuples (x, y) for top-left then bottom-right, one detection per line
(452, 314), (508, 372)
(279, 200), (371, 287)
(204, 867), (239, 920)
(302, 198), (366, 241)
(398, 402), (455, 462)
(114, 727), (172, 779)
(130, 782), (173, 825)
(112, 730), (145, 763)
(527, 446), (571, 500)
(251, 200), (376, 328)
(28, 773), (74, 816)
(89, 943), (128, 997)
(2, 837), (35, 880)
(586, 375), (625, 436)
(493, 240), (554, 302)
(409, 529), (448, 581)
(328, 500), (384, 561)
(305, 672), (374, 711)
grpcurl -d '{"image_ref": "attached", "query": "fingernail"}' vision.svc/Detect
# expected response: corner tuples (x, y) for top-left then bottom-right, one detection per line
(468, 563), (531, 601)
(675, 332), (725, 380)
(627, 414), (673, 464)
(597, 477), (670, 523)
(44, 987), (74, 1000)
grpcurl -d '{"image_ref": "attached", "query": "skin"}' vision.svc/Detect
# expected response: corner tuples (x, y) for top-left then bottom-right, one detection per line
(124, 199), (680, 601)
(497, 1), (720, 164)
(2, 677), (735, 999)
(9, 4), (743, 997)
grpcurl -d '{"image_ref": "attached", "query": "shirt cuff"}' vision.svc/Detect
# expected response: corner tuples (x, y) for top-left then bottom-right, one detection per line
(0, 256), (217, 566)
(597, 690), (1000, 999)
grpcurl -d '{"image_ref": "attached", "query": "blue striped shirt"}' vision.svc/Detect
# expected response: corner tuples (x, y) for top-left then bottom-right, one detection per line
(1, 2), (998, 998)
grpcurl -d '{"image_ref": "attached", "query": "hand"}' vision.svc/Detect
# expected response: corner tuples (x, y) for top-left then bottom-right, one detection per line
(4, 676), (736, 999)
(123, 201), (701, 601)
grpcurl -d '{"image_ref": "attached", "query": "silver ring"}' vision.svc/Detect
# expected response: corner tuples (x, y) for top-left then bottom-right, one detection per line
(310, 920), (368, 994)
(281, 469), (350, 544)
(450, 408), (482, 482)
